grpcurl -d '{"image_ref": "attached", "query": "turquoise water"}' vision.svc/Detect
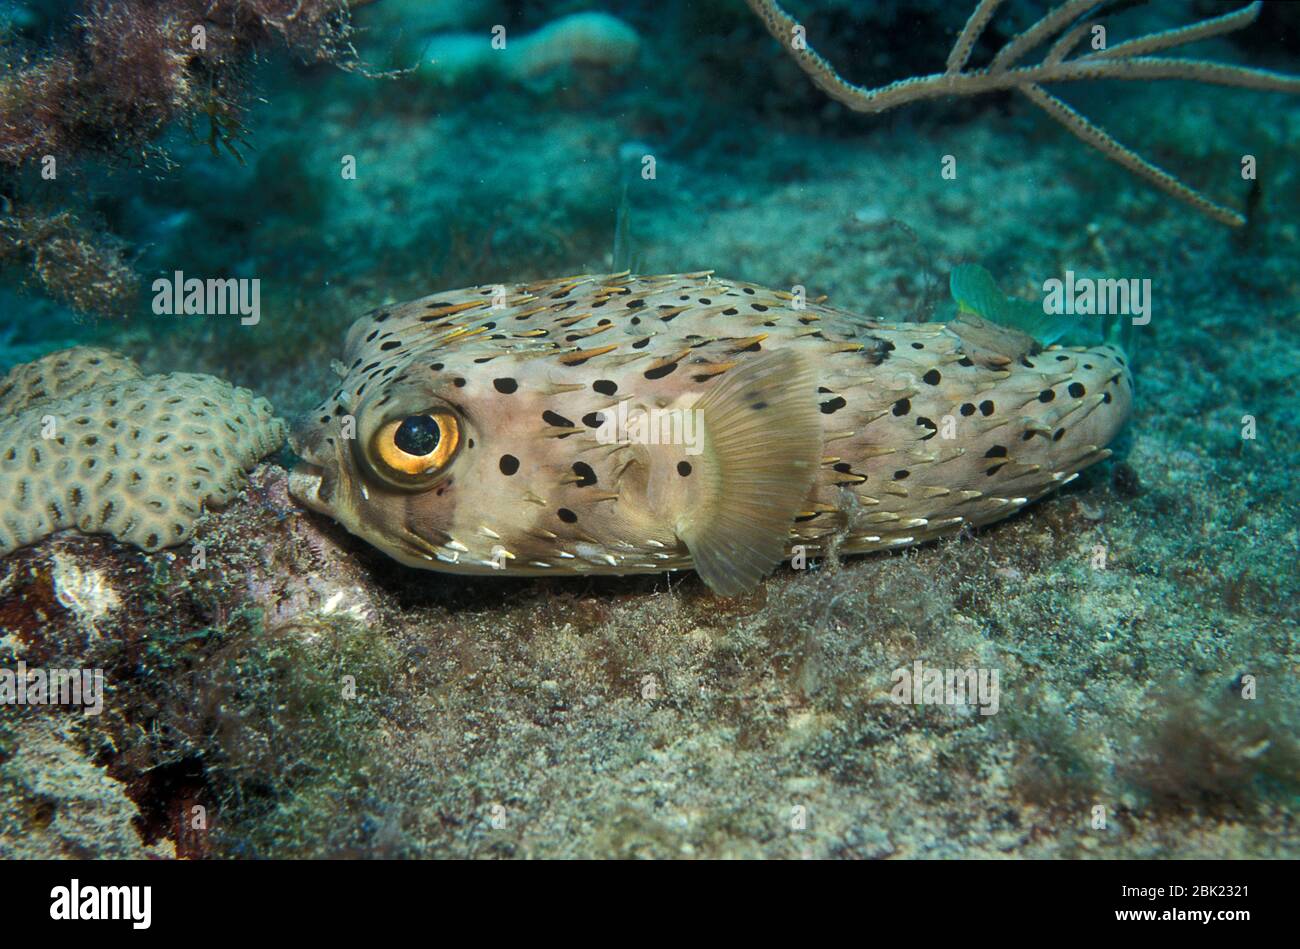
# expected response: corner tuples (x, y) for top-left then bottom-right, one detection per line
(0, 0), (1296, 859)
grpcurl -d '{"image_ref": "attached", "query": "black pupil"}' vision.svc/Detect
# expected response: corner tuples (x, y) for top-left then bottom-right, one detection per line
(394, 415), (440, 456)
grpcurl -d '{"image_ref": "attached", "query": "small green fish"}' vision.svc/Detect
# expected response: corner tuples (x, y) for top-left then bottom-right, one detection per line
(290, 272), (1132, 594)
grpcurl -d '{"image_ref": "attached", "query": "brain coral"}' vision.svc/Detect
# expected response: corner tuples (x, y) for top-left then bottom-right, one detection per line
(0, 347), (286, 556)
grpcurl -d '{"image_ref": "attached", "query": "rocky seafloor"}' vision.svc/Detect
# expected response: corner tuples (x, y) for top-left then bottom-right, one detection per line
(1, 0), (1297, 857)
(2, 439), (1296, 858)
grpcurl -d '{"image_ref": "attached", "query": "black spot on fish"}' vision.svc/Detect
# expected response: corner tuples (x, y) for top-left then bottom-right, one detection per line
(499, 454), (519, 475)
(923, 369), (941, 386)
(644, 362), (677, 380)
(677, 461), (692, 477)
(985, 445), (1007, 458)
(593, 379), (618, 396)
(1038, 389), (1055, 403)
(557, 508), (577, 523)
(632, 338), (651, 349)
(894, 469), (910, 480)
(980, 400), (994, 416)
(494, 378), (518, 393)
(1068, 382), (1086, 398)
(820, 396), (847, 415)
(572, 461), (597, 486)
(834, 462), (852, 473)
(582, 412), (604, 428)
(380, 340), (402, 351)
(453, 378), (467, 387)
(543, 410), (574, 428)
(960, 403), (975, 417)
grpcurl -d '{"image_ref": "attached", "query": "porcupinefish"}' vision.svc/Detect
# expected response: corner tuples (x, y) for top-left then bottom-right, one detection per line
(289, 271), (1132, 595)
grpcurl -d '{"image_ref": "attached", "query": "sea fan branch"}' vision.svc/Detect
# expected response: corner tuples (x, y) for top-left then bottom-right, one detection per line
(745, 0), (1300, 226)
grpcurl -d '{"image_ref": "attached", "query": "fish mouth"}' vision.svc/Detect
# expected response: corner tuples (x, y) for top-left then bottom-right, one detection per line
(288, 459), (449, 568)
(288, 461), (333, 515)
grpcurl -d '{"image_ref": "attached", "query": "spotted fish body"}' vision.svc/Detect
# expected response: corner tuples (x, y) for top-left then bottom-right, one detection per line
(289, 272), (1133, 595)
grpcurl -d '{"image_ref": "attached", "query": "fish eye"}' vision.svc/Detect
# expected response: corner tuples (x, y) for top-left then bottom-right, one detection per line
(369, 410), (461, 483)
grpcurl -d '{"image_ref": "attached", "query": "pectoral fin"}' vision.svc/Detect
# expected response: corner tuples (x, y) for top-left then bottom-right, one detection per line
(676, 350), (823, 596)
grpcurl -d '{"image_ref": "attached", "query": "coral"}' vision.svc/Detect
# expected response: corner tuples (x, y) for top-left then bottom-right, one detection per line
(0, 342), (141, 413)
(0, 210), (138, 316)
(423, 12), (641, 86)
(0, 346), (285, 555)
(0, 0), (368, 314)
(0, 0), (362, 167)
(747, 0), (1300, 225)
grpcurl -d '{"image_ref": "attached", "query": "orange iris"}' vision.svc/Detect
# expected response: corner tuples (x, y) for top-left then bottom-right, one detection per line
(371, 411), (460, 478)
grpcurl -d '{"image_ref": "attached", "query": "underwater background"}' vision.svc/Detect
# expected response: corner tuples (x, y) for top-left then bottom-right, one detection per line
(0, 0), (1297, 858)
